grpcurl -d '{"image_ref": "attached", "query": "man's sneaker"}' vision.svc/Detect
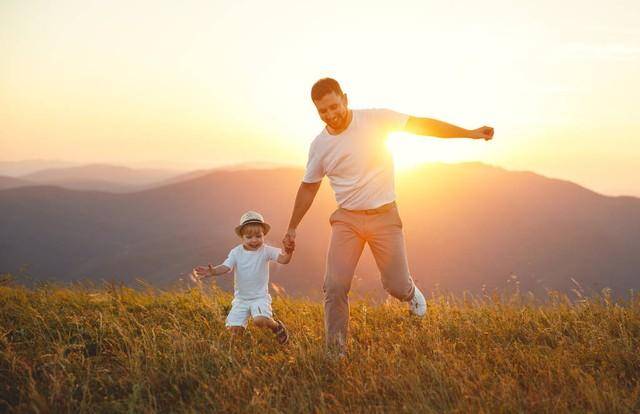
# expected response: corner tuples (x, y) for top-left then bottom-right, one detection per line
(409, 286), (427, 316)
(273, 319), (289, 345)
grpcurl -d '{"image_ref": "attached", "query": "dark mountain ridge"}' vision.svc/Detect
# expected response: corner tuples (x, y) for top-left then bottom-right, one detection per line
(1, 163), (638, 298)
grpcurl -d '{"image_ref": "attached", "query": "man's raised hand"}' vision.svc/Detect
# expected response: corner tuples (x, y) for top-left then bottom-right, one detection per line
(470, 126), (494, 141)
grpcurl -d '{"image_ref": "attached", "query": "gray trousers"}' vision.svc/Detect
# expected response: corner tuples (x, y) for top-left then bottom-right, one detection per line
(323, 204), (415, 347)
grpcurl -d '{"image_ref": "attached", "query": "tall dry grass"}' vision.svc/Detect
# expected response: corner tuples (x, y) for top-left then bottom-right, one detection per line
(0, 281), (639, 413)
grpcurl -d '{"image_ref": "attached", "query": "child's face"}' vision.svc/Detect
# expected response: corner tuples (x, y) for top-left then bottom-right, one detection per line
(241, 227), (264, 251)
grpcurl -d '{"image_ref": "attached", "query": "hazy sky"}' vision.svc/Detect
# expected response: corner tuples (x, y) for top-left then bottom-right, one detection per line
(1, 0), (639, 195)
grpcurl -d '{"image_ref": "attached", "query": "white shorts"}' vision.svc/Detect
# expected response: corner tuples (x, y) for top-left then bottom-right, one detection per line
(225, 296), (273, 328)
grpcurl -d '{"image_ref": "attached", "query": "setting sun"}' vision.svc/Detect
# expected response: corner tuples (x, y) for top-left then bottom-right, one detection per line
(386, 132), (488, 170)
(2, 1), (639, 196)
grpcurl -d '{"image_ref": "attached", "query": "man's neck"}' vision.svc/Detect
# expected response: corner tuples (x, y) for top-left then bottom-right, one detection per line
(327, 110), (353, 135)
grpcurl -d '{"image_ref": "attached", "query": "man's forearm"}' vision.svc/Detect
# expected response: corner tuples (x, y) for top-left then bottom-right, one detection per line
(404, 117), (471, 138)
(287, 181), (321, 230)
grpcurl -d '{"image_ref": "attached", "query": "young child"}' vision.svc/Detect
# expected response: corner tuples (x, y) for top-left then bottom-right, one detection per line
(192, 211), (293, 344)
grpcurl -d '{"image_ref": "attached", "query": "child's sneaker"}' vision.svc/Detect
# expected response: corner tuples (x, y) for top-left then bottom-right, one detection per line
(273, 319), (289, 345)
(408, 286), (427, 316)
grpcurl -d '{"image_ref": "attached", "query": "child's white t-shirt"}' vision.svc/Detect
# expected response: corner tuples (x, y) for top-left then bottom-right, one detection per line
(222, 244), (281, 301)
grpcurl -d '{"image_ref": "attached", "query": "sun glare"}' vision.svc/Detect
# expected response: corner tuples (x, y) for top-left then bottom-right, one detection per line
(386, 132), (485, 170)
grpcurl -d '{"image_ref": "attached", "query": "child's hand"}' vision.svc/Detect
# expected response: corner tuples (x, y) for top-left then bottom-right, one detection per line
(188, 271), (200, 284)
(192, 265), (210, 280)
(284, 241), (295, 255)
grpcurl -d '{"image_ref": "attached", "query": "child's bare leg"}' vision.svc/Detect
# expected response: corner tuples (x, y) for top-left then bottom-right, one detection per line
(252, 316), (278, 330)
(253, 316), (289, 344)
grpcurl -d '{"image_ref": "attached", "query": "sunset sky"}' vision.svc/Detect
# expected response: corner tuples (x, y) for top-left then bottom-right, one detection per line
(1, 0), (638, 196)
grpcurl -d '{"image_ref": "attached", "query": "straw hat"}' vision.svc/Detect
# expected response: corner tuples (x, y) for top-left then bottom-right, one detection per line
(234, 211), (271, 237)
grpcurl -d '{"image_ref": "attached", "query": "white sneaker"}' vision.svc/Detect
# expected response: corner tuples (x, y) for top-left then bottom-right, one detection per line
(409, 286), (427, 316)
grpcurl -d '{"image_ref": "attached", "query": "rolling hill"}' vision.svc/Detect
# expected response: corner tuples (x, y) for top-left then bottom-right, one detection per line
(1, 163), (639, 298)
(0, 176), (33, 191)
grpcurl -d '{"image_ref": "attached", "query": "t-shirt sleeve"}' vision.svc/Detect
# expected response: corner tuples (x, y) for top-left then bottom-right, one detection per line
(374, 108), (410, 132)
(222, 249), (236, 269)
(302, 140), (325, 183)
(266, 245), (282, 262)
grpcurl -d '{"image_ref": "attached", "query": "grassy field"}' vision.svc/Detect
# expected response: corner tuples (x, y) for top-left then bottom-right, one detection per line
(1, 282), (639, 413)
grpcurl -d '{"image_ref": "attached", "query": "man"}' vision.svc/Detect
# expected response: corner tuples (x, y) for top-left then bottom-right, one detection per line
(283, 78), (493, 350)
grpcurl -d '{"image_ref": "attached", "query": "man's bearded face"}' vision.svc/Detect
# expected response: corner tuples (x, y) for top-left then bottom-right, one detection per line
(313, 91), (349, 132)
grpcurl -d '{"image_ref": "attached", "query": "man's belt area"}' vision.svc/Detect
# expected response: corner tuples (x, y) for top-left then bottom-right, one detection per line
(342, 201), (396, 215)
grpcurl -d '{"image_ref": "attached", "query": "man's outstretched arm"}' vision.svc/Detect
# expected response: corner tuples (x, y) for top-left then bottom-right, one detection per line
(404, 117), (494, 140)
(283, 181), (322, 250)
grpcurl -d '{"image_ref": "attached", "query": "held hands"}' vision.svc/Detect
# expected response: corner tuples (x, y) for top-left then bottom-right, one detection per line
(282, 228), (296, 254)
(469, 126), (494, 141)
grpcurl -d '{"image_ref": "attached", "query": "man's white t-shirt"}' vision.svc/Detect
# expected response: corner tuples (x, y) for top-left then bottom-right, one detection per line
(302, 109), (409, 210)
(222, 244), (281, 301)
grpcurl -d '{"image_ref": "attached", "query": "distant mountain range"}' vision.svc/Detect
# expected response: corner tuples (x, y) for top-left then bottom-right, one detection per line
(0, 163), (186, 193)
(1, 163), (639, 299)
(0, 160), (79, 176)
(0, 161), (304, 192)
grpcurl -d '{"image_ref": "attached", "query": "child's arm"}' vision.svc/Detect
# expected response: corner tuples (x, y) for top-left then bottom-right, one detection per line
(276, 249), (293, 264)
(193, 264), (231, 280)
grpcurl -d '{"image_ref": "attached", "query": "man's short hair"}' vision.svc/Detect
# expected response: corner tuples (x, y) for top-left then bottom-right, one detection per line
(311, 78), (343, 101)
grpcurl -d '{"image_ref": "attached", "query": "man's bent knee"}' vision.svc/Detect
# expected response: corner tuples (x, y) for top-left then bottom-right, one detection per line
(383, 278), (414, 302)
